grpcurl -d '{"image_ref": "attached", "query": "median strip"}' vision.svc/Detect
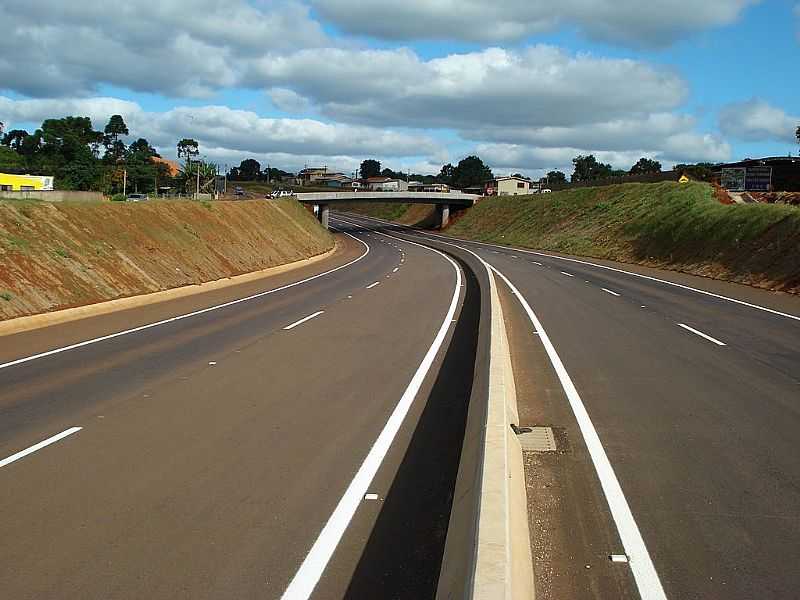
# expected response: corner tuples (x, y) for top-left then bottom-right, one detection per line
(283, 311), (324, 330)
(0, 427), (83, 469)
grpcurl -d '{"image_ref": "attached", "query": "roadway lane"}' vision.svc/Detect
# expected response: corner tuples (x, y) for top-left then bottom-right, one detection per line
(341, 213), (800, 600)
(0, 220), (471, 599)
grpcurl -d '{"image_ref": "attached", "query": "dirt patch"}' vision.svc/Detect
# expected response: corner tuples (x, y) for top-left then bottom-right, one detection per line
(0, 198), (333, 320)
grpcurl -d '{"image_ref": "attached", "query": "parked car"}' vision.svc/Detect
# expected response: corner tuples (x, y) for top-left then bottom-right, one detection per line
(541, 188), (552, 193)
(234, 186), (245, 196)
(126, 193), (148, 202)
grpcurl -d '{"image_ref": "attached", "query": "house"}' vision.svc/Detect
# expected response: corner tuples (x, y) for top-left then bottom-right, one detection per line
(298, 167), (329, 185)
(713, 156), (800, 192)
(493, 176), (530, 196)
(364, 177), (409, 192)
(0, 173), (54, 192)
(314, 173), (353, 189)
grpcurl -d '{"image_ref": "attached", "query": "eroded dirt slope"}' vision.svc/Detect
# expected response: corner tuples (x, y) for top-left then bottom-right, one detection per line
(0, 199), (333, 320)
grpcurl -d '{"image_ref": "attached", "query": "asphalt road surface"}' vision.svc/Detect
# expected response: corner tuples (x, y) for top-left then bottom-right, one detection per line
(0, 222), (481, 599)
(339, 212), (800, 600)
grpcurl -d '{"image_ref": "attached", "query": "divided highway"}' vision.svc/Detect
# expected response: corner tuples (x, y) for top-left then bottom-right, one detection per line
(0, 223), (478, 599)
(339, 212), (800, 600)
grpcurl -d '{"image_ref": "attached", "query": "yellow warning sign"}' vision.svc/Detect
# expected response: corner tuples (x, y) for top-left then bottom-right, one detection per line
(679, 174), (690, 184)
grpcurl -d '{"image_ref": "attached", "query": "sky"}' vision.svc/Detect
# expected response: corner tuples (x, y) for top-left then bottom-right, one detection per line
(0, 0), (798, 179)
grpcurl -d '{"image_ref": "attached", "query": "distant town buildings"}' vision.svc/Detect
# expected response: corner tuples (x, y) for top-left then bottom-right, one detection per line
(714, 156), (800, 192)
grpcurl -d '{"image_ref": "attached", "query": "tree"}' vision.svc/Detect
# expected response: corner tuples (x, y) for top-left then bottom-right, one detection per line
(511, 173), (530, 180)
(238, 158), (261, 180)
(571, 154), (613, 182)
(128, 138), (158, 159)
(359, 159), (381, 179)
(438, 163), (455, 184)
(450, 155), (493, 189)
(546, 170), (567, 185)
(0, 146), (25, 169)
(102, 114), (129, 163)
(629, 157), (662, 175)
(177, 138), (199, 161)
(674, 162), (715, 182)
(2, 129), (30, 153)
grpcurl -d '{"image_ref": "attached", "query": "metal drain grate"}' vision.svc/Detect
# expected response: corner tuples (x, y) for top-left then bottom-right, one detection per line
(517, 426), (557, 452)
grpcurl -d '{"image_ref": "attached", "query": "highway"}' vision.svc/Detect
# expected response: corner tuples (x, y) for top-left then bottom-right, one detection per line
(0, 222), (481, 599)
(338, 212), (800, 600)
(3, 207), (799, 600)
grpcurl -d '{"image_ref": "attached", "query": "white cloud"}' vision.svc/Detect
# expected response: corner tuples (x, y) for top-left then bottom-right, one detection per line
(719, 99), (799, 142)
(311, 0), (756, 47)
(0, 96), (442, 163)
(0, 0), (328, 97)
(256, 45), (687, 131)
(268, 88), (314, 114)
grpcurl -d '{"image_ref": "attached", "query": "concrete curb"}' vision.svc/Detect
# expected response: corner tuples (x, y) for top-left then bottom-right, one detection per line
(434, 242), (534, 600)
(471, 268), (535, 599)
(0, 242), (338, 337)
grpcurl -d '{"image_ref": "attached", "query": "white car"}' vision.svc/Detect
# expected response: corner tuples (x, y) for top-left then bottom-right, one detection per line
(126, 193), (149, 202)
(540, 188), (552, 193)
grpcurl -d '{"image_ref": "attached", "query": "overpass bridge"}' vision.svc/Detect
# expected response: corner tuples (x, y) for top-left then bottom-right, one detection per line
(294, 191), (480, 228)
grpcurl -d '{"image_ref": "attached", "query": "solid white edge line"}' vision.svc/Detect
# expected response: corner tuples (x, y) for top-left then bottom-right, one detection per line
(281, 221), (462, 600)
(488, 265), (667, 600)
(366, 281), (380, 289)
(409, 225), (800, 323)
(560, 271), (574, 277)
(602, 288), (621, 297)
(339, 213), (667, 600)
(283, 311), (324, 330)
(0, 229), (370, 371)
(0, 427), (83, 469)
(677, 323), (726, 346)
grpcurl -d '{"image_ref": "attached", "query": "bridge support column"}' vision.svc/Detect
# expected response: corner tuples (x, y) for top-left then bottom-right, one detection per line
(317, 203), (330, 229)
(437, 203), (450, 229)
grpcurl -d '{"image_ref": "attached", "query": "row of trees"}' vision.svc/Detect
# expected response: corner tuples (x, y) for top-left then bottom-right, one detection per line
(0, 116), (217, 194)
(227, 158), (292, 182)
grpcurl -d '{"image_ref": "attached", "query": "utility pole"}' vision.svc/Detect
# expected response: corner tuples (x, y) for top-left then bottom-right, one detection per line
(196, 163), (200, 200)
(123, 169), (127, 196)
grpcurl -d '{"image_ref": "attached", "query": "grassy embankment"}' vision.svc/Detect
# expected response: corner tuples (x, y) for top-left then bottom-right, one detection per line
(449, 181), (800, 293)
(0, 198), (333, 320)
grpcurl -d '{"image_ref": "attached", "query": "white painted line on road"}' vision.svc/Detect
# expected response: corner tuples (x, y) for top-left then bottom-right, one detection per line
(346, 215), (666, 600)
(283, 311), (324, 330)
(208, 361), (217, 365)
(364, 493), (379, 501)
(392, 267), (399, 273)
(602, 288), (621, 297)
(284, 218), (462, 600)
(532, 261), (543, 266)
(489, 266), (667, 600)
(411, 228), (800, 323)
(677, 323), (726, 346)
(611, 554), (629, 563)
(560, 271), (574, 277)
(0, 427), (82, 469)
(0, 229), (371, 372)
(366, 281), (380, 289)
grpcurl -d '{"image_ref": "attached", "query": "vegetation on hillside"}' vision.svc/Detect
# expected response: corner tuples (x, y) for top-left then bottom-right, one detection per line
(447, 181), (800, 292)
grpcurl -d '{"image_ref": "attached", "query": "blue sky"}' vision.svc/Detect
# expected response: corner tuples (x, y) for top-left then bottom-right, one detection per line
(0, 0), (798, 177)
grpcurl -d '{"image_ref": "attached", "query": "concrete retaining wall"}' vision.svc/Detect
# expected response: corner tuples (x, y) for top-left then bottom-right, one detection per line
(0, 190), (106, 202)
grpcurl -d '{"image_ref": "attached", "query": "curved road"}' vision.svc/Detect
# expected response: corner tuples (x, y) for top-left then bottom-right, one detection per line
(0, 222), (476, 599)
(340, 211), (800, 600)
